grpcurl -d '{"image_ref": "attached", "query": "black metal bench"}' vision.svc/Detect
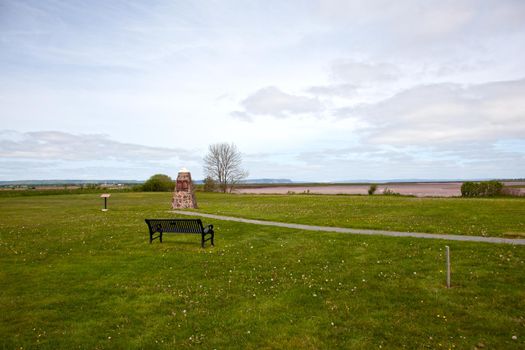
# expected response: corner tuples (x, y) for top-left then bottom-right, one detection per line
(145, 219), (214, 247)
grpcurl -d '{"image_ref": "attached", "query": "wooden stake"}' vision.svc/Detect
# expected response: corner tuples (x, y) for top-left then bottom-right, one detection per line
(446, 246), (451, 288)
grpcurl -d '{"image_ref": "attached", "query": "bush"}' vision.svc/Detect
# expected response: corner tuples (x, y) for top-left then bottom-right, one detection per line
(461, 181), (503, 197)
(141, 174), (174, 192)
(461, 182), (475, 197)
(131, 185), (143, 192)
(368, 184), (377, 195)
(203, 176), (217, 192)
(487, 181), (503, 196)
(382, 187), (401, 196)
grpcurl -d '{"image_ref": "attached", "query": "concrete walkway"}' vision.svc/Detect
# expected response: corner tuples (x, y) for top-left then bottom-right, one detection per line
(171, 210), (525, 246)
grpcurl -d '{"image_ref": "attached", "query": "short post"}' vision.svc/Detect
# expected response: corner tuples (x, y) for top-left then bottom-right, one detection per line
(445, 246), (451, 288)
(100, 193), (110, 211)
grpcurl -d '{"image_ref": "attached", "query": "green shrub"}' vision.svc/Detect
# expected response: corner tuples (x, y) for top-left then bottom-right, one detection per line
(488, 181), (503, 196)
(368, 184), (377, 195)
(85, 183), (101, 190)
(461, 181), (503, 197)
(131, 185), (143, 192)
(382, 187), (401, 196)
(141, 174), (174, 192)
(461, 182), (475, 197)
(203, 176), (217, 192)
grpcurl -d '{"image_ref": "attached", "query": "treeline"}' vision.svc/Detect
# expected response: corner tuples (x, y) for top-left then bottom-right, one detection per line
(1, 174), (181, 196)
(0, 187), (134, 198)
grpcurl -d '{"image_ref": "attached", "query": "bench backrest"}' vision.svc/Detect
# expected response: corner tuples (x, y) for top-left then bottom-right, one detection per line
(145, 219), (204, 234)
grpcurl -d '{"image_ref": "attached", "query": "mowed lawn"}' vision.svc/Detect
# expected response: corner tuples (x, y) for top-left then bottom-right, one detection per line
(0, 193), (524, 349)
(192, 192), (525, 237)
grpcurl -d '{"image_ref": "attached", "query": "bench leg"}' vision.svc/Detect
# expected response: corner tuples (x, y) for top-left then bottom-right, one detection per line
(211, 232), (214, 246)
(150, 232), (163, 243)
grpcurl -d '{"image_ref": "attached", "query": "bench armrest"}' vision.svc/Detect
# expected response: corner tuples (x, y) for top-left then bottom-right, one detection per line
(203, 224), (214, 233)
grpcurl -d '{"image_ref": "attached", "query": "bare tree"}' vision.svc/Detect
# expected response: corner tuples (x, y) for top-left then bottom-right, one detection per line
(203, 142), (248, 193)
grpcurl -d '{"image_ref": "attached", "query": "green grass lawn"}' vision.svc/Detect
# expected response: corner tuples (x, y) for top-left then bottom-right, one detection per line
(191, 192), (525, 237)
(1, 193), (524, 348)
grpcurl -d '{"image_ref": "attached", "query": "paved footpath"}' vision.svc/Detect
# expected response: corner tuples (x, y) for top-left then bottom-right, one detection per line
(171, 210), (525, 246)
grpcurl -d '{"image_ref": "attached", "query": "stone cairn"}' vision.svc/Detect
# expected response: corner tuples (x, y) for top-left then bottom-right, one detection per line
(172, 168), (198, 209)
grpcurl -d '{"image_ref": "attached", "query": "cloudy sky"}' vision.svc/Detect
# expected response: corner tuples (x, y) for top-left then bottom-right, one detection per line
(1, 0), (524, 181)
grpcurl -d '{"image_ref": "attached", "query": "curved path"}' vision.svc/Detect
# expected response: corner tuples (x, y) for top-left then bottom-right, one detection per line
(171, 210), (525, 246)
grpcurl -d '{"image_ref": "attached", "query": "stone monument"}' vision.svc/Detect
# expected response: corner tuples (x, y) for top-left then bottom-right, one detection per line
(172, 168), (198, 209)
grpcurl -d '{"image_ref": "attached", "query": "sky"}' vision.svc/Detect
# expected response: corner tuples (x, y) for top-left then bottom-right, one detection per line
(1, 0), (524, 182)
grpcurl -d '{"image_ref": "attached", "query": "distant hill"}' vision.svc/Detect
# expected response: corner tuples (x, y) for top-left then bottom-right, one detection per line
(0, 179), (143, 186)
(241, 178), (293, 184)
(332, 178), (525, 184)
(193, 178), (293, 184)
(0, 178), (293, 186)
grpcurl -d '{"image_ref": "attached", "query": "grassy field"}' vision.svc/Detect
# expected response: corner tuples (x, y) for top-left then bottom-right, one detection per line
(1, 192), (524, 348)
(191, 193), (525, 237)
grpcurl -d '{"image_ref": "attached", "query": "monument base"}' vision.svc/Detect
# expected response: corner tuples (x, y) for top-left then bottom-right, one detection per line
(172, 192), (197, 209)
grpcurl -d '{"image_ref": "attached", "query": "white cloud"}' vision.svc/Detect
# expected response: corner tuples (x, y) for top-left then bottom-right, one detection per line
(317, 0), (525, 40)
(303, 60), (400, 100)
(231, 86), (323, 120)
(0, 130), (197, 161)
(307, 83), (358, 97)
(290, 141), (525, 181)
(330, 60), (399, 85)
(1, 1), (524, 181)
(341, 78), (525, 145)
(0, 130), (204, 180)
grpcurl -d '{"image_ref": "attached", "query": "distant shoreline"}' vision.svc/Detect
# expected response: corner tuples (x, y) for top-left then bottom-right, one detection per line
(1, 178), (524, 187)
(235, 181), (525, 197)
